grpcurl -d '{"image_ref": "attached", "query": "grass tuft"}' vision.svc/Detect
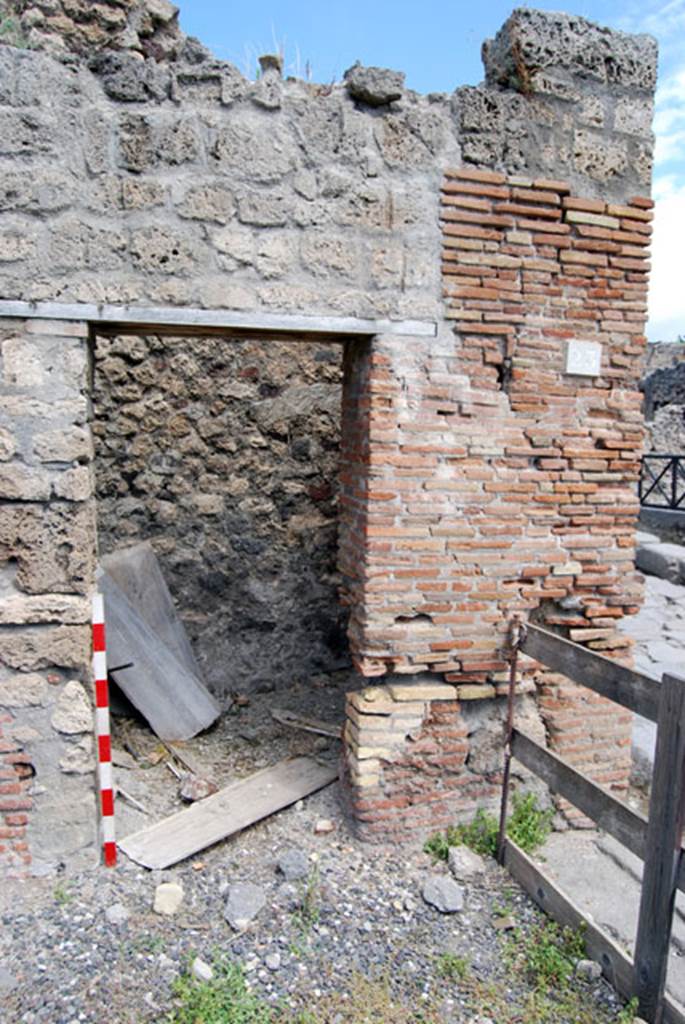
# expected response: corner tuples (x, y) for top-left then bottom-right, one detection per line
(424, 791), (554, 861)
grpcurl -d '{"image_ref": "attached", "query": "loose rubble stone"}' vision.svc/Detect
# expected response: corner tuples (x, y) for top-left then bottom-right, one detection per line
(105, 902), (130, 926)
(153, 881), (184, 916)
(276, 848), (309, 882)
(178, 775), (218, 803)
(224, 882), (266, 931)
(265, 952), (281, 971)
(448, 845), (486, 881)
(314, 819), (335, 835)
(576, 959), (603, 981)
(421, 875), (464, 914)
(344, 63), (405, 106)
(191, 957), (214, 982)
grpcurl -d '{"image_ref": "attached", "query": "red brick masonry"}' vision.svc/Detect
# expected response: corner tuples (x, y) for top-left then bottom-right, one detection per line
(340, 168), (649, 838)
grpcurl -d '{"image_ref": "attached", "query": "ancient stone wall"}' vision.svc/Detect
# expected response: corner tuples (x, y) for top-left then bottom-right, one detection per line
(92, 334), (347, 697)
(642, 346), (685, 453)
(0, 319), (96, 875)
(0, 5), (659, 868)
(1, 0), (188, 61)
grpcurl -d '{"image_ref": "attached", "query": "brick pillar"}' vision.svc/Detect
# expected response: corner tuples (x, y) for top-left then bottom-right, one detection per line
(341, 171), (651, 837)
(0, 319), (97, 875)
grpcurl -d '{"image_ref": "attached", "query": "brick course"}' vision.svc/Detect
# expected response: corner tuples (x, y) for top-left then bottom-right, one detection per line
(339, 171), (649, 837)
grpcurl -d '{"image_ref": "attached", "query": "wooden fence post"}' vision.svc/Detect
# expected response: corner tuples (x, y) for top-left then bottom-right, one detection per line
(634, 673), (685, 1023)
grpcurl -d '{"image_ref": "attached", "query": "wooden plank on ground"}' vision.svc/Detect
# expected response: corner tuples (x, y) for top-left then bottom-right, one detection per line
(98, 570), (220, 741)
(118, 756), (338, 869)
(503, 838), (685, 1024)
(634, 673), (685, 1022)
(521, 624), (660, 722)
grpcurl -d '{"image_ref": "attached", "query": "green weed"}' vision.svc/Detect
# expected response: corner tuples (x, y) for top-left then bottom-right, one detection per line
(436, 951), (470, 982)
(291, 865), (321, 938)
(53, 883), (72, 906)
(162, 959), (273, 1024)
(522, 919), (586, 989)
(424, 792), (553, 861)
(617, 996), (639, 1023)
(0, 4), (30, 49)
(509, 792), (554, 853)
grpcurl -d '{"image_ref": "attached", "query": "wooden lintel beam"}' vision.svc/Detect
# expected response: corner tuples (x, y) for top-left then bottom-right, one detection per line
(0, 300), (437, 339)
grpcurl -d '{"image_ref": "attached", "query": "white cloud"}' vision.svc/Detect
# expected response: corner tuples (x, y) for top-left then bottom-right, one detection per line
(620, 0), (685, 49)
(653, 63), (685, 163)
(620, 1), (685, 341)
(647, 178), (685, 341)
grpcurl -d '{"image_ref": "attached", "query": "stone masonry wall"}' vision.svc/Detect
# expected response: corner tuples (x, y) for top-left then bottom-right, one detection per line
(0, 9), (656, 318)
(0, 6), (659, 864)
(1, 0), (188, 61)
(92, 333), (347, 697)
(642, 347), (685, 454)
(0, 319), (97, 876)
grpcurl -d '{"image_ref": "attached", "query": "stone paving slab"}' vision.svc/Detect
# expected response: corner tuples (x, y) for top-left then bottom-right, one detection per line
(537, 830), (685, 1008)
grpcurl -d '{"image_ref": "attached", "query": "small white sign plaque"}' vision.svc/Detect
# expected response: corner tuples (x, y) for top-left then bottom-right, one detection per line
(565, 339), (602, 377)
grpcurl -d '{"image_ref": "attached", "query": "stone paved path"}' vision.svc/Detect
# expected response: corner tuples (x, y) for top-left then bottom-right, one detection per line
(620, 554), (685, 781)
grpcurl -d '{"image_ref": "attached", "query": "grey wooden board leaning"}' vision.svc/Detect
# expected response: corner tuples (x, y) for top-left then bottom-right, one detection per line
(98, 571), (220, 741)
(118, 757), (338, 869)
(521, 623), (660, 722)
(101, 542), (200, 679)
(504, 839), (685, 1024)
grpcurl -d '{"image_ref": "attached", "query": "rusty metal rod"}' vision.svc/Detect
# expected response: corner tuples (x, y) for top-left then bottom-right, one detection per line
(497, 617), (525, 865)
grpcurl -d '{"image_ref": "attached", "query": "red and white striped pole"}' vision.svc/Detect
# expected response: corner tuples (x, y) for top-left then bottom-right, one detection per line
(92, 592), (116, 867)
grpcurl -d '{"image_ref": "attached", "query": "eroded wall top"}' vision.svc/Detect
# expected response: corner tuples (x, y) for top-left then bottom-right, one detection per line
(0, 3), (658, 319)
(2, 0), (190, 61)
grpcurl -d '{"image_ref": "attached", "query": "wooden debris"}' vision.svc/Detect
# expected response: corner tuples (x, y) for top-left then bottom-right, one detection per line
(271, 708), (341, 739)
(101, 542), (201, 679)
(161, 740), (204, 778)
(98, 569), (220, 741)
(111, 747), (137, 770)
(115, 786), (150, 816)
(119, 757), (338, 870)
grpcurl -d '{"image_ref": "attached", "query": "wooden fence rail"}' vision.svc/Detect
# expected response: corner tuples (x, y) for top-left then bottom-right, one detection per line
(500, 623), (685, 1024)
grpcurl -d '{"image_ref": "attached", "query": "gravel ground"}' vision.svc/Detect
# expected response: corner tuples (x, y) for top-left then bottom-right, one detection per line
(0, 676), (631, 1024)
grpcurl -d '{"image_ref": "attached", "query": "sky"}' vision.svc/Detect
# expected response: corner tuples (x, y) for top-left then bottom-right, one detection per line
(178, 0), (685, 343)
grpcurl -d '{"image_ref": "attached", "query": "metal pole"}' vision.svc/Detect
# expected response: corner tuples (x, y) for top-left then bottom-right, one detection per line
(497, 616), (525, 866)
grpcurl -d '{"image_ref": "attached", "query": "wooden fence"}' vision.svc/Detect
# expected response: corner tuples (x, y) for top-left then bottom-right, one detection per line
(500, 623), (685, 1024)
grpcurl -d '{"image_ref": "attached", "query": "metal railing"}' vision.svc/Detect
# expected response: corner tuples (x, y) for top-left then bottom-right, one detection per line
(640, 454), (685, 510)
